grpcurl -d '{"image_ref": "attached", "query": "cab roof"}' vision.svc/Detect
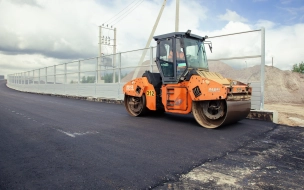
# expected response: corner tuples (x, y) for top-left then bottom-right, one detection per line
(153, 30), (206, 41)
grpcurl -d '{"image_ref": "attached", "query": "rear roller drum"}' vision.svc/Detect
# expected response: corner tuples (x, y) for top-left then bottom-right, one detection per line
(124, 95), (148, 116)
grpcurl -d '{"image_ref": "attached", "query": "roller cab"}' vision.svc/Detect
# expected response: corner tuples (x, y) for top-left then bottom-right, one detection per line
(123, 30), (252, 128)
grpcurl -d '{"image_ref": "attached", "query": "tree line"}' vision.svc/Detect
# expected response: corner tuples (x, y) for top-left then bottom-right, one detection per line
(70, 73), (127, 84)
(292, 62), (304, 73)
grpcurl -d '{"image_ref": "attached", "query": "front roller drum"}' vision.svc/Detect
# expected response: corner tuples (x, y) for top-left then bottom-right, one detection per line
(192, 100), (251, 128)
(124, 94), (148, 116)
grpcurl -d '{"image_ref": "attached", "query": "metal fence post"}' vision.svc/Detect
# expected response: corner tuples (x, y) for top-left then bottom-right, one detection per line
(64, 63), (67, 94)
(38, 69), (40, 85)
(114, 55), (116, 84)
(78, 60), (81, 84)
(150, 46), (153, 72)
(78, 60), (81, 96)
(64, 63), (67, 84)
(95, 58), (98, 84)
(54, 65), (56, 84)
(45, 67), (47, 84)
(118, 53), (122, 99)
(118, 53), (121, 84)
(260, 27), (265, 110)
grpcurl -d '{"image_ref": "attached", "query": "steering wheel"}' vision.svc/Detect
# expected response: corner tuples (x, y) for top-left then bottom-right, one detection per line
(160, 60), (172, 64)
(186, 55), (195, 65)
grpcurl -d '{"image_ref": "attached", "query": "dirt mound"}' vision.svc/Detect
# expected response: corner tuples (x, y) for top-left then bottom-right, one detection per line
(209, 61), (304, 104)
(122, 60), (304, 104)
(209, 61), (261, 82)
(264, 66), (304, 104)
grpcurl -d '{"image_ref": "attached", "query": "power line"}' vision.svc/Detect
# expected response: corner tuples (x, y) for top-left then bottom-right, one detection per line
(111, 0), (145, 26)
(103, 0), (142, 26)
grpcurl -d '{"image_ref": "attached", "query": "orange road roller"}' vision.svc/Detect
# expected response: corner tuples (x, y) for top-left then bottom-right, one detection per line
(123, 30), (251, 128)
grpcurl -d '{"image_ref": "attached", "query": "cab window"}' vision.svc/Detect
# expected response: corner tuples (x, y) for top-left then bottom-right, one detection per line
(158, 39), (174, 77)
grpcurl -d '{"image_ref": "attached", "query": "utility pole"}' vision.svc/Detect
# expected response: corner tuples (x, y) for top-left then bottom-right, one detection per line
(98, 26), (102, 83)
(99, 25), (117, 83)
(175, 0), (179, 32)
(99, 26), (102, 59)
(113, 27), (117, 83)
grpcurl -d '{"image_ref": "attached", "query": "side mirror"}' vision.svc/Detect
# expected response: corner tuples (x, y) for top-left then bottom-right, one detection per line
(204, 41), (212, 53)
(208, 44), (212, 53)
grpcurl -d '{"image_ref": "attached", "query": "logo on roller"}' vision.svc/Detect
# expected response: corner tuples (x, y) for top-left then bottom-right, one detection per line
(126, 85), (134, 91)
(208, 88), (220, 92)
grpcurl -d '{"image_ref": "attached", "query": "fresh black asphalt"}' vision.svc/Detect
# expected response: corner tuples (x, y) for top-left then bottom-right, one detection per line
(0, 80), (284, 189)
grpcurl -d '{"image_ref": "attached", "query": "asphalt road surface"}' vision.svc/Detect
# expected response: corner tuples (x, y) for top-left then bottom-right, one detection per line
(1, 80), (303, 189)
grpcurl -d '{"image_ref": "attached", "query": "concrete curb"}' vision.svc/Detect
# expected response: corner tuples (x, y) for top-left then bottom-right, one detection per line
(247, 110), (278, 124)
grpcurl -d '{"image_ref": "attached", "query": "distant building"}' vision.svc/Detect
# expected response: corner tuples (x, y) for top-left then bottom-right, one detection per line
(0, 75), (4, 80)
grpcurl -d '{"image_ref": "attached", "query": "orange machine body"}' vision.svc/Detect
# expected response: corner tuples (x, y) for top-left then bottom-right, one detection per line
(123, 74), (250, 115)
(123, 77), (157, 111)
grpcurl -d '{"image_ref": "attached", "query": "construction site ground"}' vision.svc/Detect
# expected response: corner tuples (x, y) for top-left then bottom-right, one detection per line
(265, 103), (304, 127)
(155, 124), (304, 189)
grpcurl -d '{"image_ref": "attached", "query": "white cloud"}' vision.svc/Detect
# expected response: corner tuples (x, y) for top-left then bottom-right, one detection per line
(264, 23), (304, 70)
(280, 0), (293, 5)
(255, 20), (276, 29)
(10, 0), (42, 7)
(0, 0), (99, 59)
(0, 0), (209, 76)
(0, 0), (303, 78)
(0, 53), (64, 75)
(218, 9), (248, 22)
(192, 19), (304, 71)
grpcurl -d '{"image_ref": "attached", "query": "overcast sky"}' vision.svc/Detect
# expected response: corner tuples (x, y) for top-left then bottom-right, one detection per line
(0, 0), (303, 76)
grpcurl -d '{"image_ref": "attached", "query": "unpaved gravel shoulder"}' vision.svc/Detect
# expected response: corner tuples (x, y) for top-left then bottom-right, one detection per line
(155, 125), (304, 189)
(264, 103), (304, 127)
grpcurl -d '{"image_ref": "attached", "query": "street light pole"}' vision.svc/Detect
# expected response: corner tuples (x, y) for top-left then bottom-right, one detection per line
(175, 0), (179, 32)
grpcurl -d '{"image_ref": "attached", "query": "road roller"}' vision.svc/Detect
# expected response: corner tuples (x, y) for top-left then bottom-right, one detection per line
(123, 30), (252, 128)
